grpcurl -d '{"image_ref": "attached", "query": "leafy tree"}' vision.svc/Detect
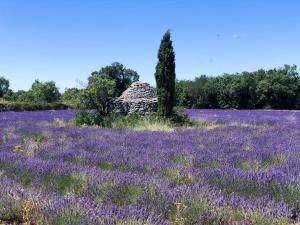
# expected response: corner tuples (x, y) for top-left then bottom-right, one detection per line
(90, 62), (139, 97)
(238, 72), (259, 108)
(175, 65), (300, 109)
(0, 76), (10, 98)
(175, 80), (193, 107)
(80, 75), (116, 115)
(256, 65), (300, 109)
(15, 90), (35, 102)
(31, 80), (60, 103)
(214, 74), (243, 109)
(2, 89), (14, 101)
(62, 88), (82, 104)
(190, 75), (218, 108)
(155, 30), (176, 117)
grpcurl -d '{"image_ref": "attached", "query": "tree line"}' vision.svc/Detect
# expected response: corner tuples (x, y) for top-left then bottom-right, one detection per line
(0, 62), (140, 112)
(176, 65), (300, 109)
(1, 64), (299, 111)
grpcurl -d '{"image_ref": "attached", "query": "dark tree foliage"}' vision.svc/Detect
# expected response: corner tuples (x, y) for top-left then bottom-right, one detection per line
(175, 79), (194, 107)
(79, 75), (116, 115)
(61, 88), (82, 105)
(176, 65), (300, 110)
(0, 76), (10, 98)
(31, 80), (60, 103)
(155, 31), (176, 117)
(12, 90), (35, 102)
(2, 80), (60, 103)
(89, 62), (139, 97)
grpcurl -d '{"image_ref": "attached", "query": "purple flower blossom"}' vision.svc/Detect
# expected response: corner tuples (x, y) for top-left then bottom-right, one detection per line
(0, 109), (299, 224)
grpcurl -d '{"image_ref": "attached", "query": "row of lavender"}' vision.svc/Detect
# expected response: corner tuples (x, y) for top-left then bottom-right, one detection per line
(0, 110), (299, 224)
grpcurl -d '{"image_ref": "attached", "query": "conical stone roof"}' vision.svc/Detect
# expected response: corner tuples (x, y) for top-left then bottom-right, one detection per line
(118, 81), (156, 100)
(111, 81), (158, 115)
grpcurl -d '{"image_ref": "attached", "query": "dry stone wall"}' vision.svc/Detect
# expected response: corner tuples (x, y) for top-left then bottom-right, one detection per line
(111, 81), (158, 115)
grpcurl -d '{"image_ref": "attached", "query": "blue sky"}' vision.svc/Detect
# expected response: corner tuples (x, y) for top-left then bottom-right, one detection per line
(0, 0), (299, 91)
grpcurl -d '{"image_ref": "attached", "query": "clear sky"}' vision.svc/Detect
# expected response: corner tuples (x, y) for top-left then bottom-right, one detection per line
(0, 0), (299, 91)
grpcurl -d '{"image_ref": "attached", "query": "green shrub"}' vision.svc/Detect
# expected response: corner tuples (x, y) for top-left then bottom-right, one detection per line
(73, 109), (196, 130)
(0, 101), (69, 112)
(108, 184), (146, 206)
(73, 111), (102, 126)
(171, 107), (195, 126)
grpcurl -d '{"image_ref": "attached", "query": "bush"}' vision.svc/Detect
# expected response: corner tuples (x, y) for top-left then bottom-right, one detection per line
(73, 110), (195, 130)
(170, 108), (195, 126)
(0, 102), (69, 112)
(72, 111), (102, 126)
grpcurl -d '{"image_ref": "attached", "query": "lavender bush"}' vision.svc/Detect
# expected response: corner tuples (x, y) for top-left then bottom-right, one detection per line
(0, 109), (299, 224)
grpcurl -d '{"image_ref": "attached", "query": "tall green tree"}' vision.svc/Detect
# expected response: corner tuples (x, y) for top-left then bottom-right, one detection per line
(155, 30), (176, 117)
(0, 76), (10, 98)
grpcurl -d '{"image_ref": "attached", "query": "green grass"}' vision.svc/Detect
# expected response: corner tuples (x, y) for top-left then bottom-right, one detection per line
(72, 110), (203, 131)
(272, 183), (300, 210)
(236, 160), (262, 170)
(196, 159), (220, 169)
(171, 154), (193, 166)
(98, 160), (113, 170)
(66, 156), (85, 165)
(236, 154), (289, 171)
(40, 171), (87, 196)
(72, 110), (260, 131)
(109, 184), (146, 206)
(102, 113), (176, 131)
(163, 168), (193, 185)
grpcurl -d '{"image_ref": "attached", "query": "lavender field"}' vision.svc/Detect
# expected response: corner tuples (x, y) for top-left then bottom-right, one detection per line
(1, 110), (300, 224)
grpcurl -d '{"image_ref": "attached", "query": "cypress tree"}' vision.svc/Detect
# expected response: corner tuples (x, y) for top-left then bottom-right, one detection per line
(155, 30), (176, 117)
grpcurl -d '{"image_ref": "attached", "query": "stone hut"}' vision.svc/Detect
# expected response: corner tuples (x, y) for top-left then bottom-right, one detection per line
(112, 81), (157, 115)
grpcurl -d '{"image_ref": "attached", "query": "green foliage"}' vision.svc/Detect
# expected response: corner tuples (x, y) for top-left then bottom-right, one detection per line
(1, 79), (60, 106)
(155, 31), (176, 117)
(78, 62), (139, 114)
(255, 65), (299, 109)
(89, 62), (139, 97)
(272, 183), (300, 210)
(108, 184), (145, 206)
(0, 76), (9, 98)
(51, 210), (84, 225)
(3, 80), (61, 105)
(73, 109), (196, 131)
(98, 160), (113, 170)
(5, 90), (34, 102)
(103, 112), (195, 130)
(101, 113), (142, 128)
(175, 79), (194, 107)
(61, 88), (82, 106)
(171, 154), (193, 166)
(176, 64), (300, 109)
(0, 101), (68, 112)
(79, 75), (116, 115)
(163, 168), (193, 185)
(170, 108), (195, 126)
(54, 172), (87, 196)
(31, 80), (60, 103)
(73, 111), (102, 126)
(2, 89), (14, 101)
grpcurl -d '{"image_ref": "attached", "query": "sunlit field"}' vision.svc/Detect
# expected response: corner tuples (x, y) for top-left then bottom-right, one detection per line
(1, 110), (300, 224)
